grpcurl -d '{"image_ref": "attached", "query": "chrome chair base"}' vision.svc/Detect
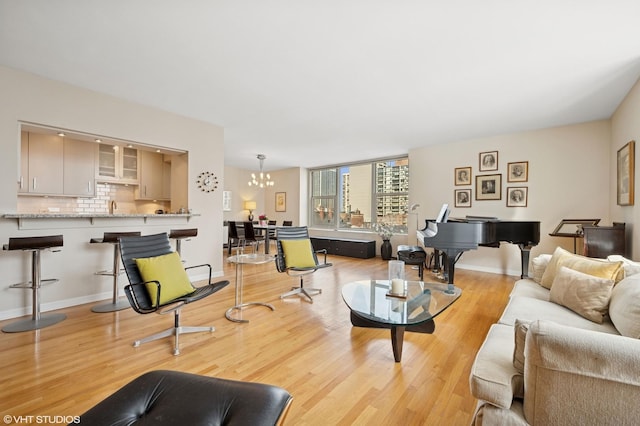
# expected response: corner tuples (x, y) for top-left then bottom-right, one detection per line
(2, 313), (66, 333)
(281, 286), (322, 303)
(133, 325), (215, 356)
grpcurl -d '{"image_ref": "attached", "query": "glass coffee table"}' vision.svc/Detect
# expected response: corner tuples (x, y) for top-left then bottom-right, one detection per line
(341, 280), (461, 362)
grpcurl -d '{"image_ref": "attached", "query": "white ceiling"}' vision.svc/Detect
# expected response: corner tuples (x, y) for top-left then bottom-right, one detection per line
(1, 1), (640, 171)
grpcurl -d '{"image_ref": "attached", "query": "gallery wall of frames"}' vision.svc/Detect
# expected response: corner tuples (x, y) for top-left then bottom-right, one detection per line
(453, 150), (529, 208)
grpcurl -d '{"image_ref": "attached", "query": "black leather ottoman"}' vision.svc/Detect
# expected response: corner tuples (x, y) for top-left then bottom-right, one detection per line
(74, 370), (293, 425)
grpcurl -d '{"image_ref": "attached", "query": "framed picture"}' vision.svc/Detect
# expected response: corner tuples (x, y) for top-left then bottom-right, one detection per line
(479, 151), (498, 171)
(475, 174), (501, 200)
(275, 192), (287, 212)
(506, 187), (528, 207)
(617, 140), (635, 206)
(454, 189), (472, 208)
(222, 191), (232, 211)
(551, 219), (600, 237)
(454, 166), (472, 185)
(507, 161), (528, 182)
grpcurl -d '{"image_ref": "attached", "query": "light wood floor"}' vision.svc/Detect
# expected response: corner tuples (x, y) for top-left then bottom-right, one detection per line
(0, 251), (516, 425)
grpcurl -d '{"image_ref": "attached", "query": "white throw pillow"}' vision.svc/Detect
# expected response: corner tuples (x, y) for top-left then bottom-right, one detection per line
(549, 266), (614, 323)
(607, 255), (640, 279)
(609, 274), (640, 338)
(530, 254), (552, 284)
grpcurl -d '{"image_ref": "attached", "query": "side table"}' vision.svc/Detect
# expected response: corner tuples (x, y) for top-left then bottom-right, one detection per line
(226, 253), (276, 323)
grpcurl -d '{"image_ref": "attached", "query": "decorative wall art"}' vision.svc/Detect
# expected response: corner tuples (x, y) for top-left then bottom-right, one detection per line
(479, 151), (498, 172)
(507, 161), (528, 182)
(455, 189), (472, 208)
(475, 174), (502, 200)
(275, 192), (287, 212)
(506, 187), (528, 207)
(222, 191), (232, 211)
(617, 140), (635, 206)
(455, 167), (472, 185)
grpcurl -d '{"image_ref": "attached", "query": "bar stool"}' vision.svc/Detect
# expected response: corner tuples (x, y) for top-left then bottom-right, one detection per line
(89, 231), (141, 313)
(169, 228), (198, 258)
(2, 235), (66, 333)
(397, 245), (427, 280)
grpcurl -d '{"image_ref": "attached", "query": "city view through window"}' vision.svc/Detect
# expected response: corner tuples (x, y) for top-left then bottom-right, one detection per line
(310, 158), (409, 234)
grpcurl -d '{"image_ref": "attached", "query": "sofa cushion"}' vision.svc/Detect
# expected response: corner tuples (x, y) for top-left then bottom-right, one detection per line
(512, 319), (530, 374)
(549, 266), (614, 323)
(530, 254), (552, 284)
(510, 279), (550, 301)
(609, 274), (640, 338)
(470, 323), (524, 410)
(498, 296), (620, 335)
(540, 246), (622, 289)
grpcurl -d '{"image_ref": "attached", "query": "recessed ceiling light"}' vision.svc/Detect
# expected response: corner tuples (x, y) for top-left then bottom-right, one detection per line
(156, 149), (161, 153)
(95, 138), (102, 143)
(57, 132), (65, 137)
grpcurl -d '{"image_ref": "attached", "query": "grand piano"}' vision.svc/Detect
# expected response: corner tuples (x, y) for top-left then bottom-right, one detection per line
(417, 216), (540, 284)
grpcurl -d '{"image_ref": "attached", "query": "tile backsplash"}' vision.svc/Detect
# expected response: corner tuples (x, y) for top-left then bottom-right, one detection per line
(18, 183), (170, 214)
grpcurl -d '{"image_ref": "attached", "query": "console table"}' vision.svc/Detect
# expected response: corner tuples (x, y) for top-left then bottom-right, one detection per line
(310, 236), (375, 259)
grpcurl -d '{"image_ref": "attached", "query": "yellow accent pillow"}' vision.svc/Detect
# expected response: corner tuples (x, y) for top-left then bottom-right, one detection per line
(135, 252), (194, 307)
(540, 246), (623, 289)
(281, 239), (317, 268)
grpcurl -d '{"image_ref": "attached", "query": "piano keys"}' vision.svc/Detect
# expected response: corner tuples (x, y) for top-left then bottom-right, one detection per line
(417, 217), (540, 284)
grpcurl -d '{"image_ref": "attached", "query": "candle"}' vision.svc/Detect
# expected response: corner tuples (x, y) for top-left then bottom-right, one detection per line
(391, 278), (404, 295)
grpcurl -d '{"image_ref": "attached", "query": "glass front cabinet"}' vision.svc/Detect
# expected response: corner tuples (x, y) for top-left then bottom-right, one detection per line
(97, 144), (139, 184)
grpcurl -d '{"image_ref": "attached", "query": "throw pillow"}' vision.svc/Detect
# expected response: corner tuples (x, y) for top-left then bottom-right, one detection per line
(540, 246), (622, 289)
(135, 251), (195, 307)
(607, 255), (640, 279)
(609, 274), (640, 338)
(280, 239), (317, 268)
(530, 254), (552, 284)
(513, 319), (530, 374)
(549, 266), (615, 323)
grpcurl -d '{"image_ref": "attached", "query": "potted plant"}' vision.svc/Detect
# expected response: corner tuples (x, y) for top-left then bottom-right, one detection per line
(258, 214), (268, 226)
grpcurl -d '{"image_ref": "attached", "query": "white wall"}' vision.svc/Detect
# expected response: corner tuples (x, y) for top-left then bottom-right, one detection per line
(410, 120), (612, 276)
(611, 77), (640, 257)
(0, 66), (225, 319)
(223, 165), (304, 226)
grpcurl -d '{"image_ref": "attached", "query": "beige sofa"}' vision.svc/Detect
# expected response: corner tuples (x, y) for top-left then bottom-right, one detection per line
(469, 247), (640, 425)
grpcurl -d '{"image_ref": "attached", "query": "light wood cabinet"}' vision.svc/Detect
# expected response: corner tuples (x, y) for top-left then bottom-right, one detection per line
(96, 143), (139, 184)
(135, 150), (171, 200)
(19, 131), (64, 195)
(64, 138), (96, 197)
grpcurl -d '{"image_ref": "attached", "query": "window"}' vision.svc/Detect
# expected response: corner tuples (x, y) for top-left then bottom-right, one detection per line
(309, 157), (409, 234)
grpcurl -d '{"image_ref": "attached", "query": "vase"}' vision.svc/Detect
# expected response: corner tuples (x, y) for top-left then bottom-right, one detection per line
(381, 239), (393, 260)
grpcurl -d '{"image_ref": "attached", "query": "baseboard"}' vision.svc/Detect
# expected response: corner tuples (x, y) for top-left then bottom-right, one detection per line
(0, 270), (225, 321)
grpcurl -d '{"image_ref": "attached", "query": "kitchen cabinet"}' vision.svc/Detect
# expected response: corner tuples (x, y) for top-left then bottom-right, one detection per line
(135, 150), (171, 200)
(96, 143), (139, 184)
(64, 138), (96, 197)
(19, 131), (64, 195)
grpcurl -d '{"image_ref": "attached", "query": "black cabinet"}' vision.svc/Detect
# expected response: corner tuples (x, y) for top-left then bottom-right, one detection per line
(310, 237), (376, 259)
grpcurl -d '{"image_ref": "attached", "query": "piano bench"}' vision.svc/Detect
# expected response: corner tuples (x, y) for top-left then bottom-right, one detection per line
(397, 245), (427, 280)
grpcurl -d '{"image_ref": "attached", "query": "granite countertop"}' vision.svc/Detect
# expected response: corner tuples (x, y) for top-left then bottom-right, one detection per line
(2, 213), (198, 219)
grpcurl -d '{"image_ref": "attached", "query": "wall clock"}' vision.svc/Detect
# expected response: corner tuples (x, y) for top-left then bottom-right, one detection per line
(197, 171), (218, 193)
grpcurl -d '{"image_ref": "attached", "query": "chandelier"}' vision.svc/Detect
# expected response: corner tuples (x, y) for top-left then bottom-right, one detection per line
(248, 154), (275, 188)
